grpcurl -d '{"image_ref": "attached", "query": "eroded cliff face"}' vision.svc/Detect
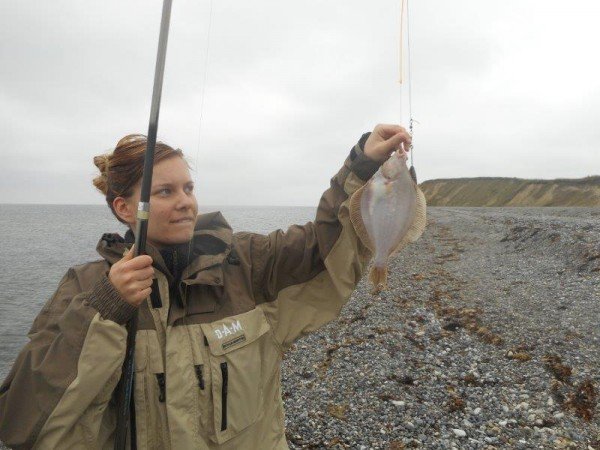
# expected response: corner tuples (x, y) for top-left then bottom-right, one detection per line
(419, 176), (600, 207)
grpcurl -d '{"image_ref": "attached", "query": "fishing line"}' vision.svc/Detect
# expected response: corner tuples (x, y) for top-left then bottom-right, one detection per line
(194, 0), (215, 172)
(400, 0), (418, 182)
(399, 0), (405, 123)
(185, 0), (214, 304)
(406, 0), (414, 168)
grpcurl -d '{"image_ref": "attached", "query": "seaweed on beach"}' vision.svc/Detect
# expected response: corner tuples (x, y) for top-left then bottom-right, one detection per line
(543, 354), (573, 383)
(505, 349), (532, 362)
(565, 379), (597, 421)
(578, 245), (600, 273)
(447, 394), (466, 412)
(388, 441), (406, 450)
(327, 403), (348, 421)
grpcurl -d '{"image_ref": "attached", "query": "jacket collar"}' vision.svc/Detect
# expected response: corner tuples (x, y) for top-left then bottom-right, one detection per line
(96, 211), (233, 285)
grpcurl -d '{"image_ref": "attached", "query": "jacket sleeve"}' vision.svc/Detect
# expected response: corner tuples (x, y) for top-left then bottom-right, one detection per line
(252, 132), (381, 351)
(0, 264), (136, 450)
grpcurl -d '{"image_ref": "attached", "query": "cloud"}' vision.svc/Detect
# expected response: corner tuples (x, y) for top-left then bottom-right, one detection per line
(1, 0), (598, 205)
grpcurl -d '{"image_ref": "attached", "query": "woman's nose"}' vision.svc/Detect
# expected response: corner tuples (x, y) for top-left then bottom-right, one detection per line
(176, 189), (195, 209)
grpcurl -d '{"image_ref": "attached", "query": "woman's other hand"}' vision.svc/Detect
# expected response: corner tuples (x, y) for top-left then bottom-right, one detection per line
(108, 245), (154, 307)
(363, 124), (412, 163)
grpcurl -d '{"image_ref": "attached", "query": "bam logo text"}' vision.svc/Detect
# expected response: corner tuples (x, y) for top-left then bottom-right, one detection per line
(214, 320), (243, 339)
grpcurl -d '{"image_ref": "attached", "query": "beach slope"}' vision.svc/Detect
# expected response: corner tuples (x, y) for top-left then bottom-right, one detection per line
(283, 207), (600, 449)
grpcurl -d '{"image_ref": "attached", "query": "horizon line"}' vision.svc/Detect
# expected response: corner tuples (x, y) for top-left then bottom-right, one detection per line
(0, 202), (316, 208)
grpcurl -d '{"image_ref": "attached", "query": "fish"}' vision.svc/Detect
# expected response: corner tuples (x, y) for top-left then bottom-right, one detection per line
(349, 150), (426, 293)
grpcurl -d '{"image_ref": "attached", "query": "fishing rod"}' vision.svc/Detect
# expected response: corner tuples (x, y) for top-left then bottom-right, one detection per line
(114, 0), (173, 448)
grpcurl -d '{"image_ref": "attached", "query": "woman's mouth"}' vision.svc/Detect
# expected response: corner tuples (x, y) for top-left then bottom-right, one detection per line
(171, 217), (194, 224)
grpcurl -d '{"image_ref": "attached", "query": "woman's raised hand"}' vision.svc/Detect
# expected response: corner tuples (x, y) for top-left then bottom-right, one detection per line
(108, 245), (154, 307)
(363, 124), (412, 163)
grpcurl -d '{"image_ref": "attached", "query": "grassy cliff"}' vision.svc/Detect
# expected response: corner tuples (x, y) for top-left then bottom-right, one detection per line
(419, 176), (600, 206)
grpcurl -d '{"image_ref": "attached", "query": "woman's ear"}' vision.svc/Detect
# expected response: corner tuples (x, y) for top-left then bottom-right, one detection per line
(113, 197), (136, 225)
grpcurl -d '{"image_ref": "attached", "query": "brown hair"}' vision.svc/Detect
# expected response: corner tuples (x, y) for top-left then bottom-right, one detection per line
(93, 134), (184, 223)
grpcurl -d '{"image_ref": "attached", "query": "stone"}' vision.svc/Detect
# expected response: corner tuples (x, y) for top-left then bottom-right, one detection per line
(452, 429), (467, 438)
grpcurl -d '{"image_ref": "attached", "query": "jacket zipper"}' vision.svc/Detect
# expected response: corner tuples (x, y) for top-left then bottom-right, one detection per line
(220, 362), (228, 431)
(156, 373), (166, 403)
(149, 278), (162, 308)
(194, 364), (205, 390)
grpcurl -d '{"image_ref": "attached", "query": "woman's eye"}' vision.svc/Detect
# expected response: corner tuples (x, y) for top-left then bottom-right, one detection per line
(185, 184), (194, 193)
(158, 188), (171, 196)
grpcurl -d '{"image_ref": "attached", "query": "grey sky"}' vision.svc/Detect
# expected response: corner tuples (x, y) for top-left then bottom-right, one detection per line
(1, 0), (598, 206)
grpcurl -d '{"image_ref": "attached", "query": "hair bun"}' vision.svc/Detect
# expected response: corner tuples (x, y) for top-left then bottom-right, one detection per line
(93, 154), (110, 172)
(92, 154), (110, 194)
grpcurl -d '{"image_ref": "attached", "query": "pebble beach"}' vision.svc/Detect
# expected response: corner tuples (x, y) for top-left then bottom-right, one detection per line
(282, 207), (600, 449)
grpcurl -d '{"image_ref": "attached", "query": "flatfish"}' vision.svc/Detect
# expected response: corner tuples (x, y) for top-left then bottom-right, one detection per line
(350, 150), (426, 293)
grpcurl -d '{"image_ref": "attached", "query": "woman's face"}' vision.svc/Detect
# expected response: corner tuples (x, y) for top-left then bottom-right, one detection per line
(117, 156), (199, 248)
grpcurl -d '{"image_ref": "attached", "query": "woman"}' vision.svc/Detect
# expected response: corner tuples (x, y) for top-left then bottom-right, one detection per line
(0, 124), (411, 449)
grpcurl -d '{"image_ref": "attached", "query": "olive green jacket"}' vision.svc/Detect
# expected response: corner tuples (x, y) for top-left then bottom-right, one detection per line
(0, 134), (381, 449)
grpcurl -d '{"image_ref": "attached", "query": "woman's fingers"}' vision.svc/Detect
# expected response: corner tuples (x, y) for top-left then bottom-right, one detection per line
(131, 287), (153, 305)
(376, 124), (408, 140)
(124, 254), (153, 271)
(365, 124), (412, 162)
(123, 244), (136, 260)
(132, 267), (155, 282)
(373, 131), (411, 157)
(135, 278), (154, 290)
(125, 279), (153, 294)
(108, 249), (154, 306)
(387, 131), (412, 152)
(120, 280), (153, 306)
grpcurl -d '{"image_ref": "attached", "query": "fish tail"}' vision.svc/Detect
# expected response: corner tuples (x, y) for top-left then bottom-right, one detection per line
(369, 265), (388, 294)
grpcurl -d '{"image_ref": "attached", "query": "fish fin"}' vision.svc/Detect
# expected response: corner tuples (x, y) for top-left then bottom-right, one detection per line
(404, 185), (427, 243)
(369, 265), (388, 293)
(409, 165), (418, 184)
(349, 184), (374, 252)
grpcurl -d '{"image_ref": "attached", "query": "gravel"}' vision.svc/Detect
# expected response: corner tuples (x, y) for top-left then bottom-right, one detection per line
(281, 207), (600, 449)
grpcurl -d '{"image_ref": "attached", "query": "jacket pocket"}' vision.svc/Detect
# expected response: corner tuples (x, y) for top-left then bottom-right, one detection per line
(200, 307), (272, 444)
(133, 330), (170, 450)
